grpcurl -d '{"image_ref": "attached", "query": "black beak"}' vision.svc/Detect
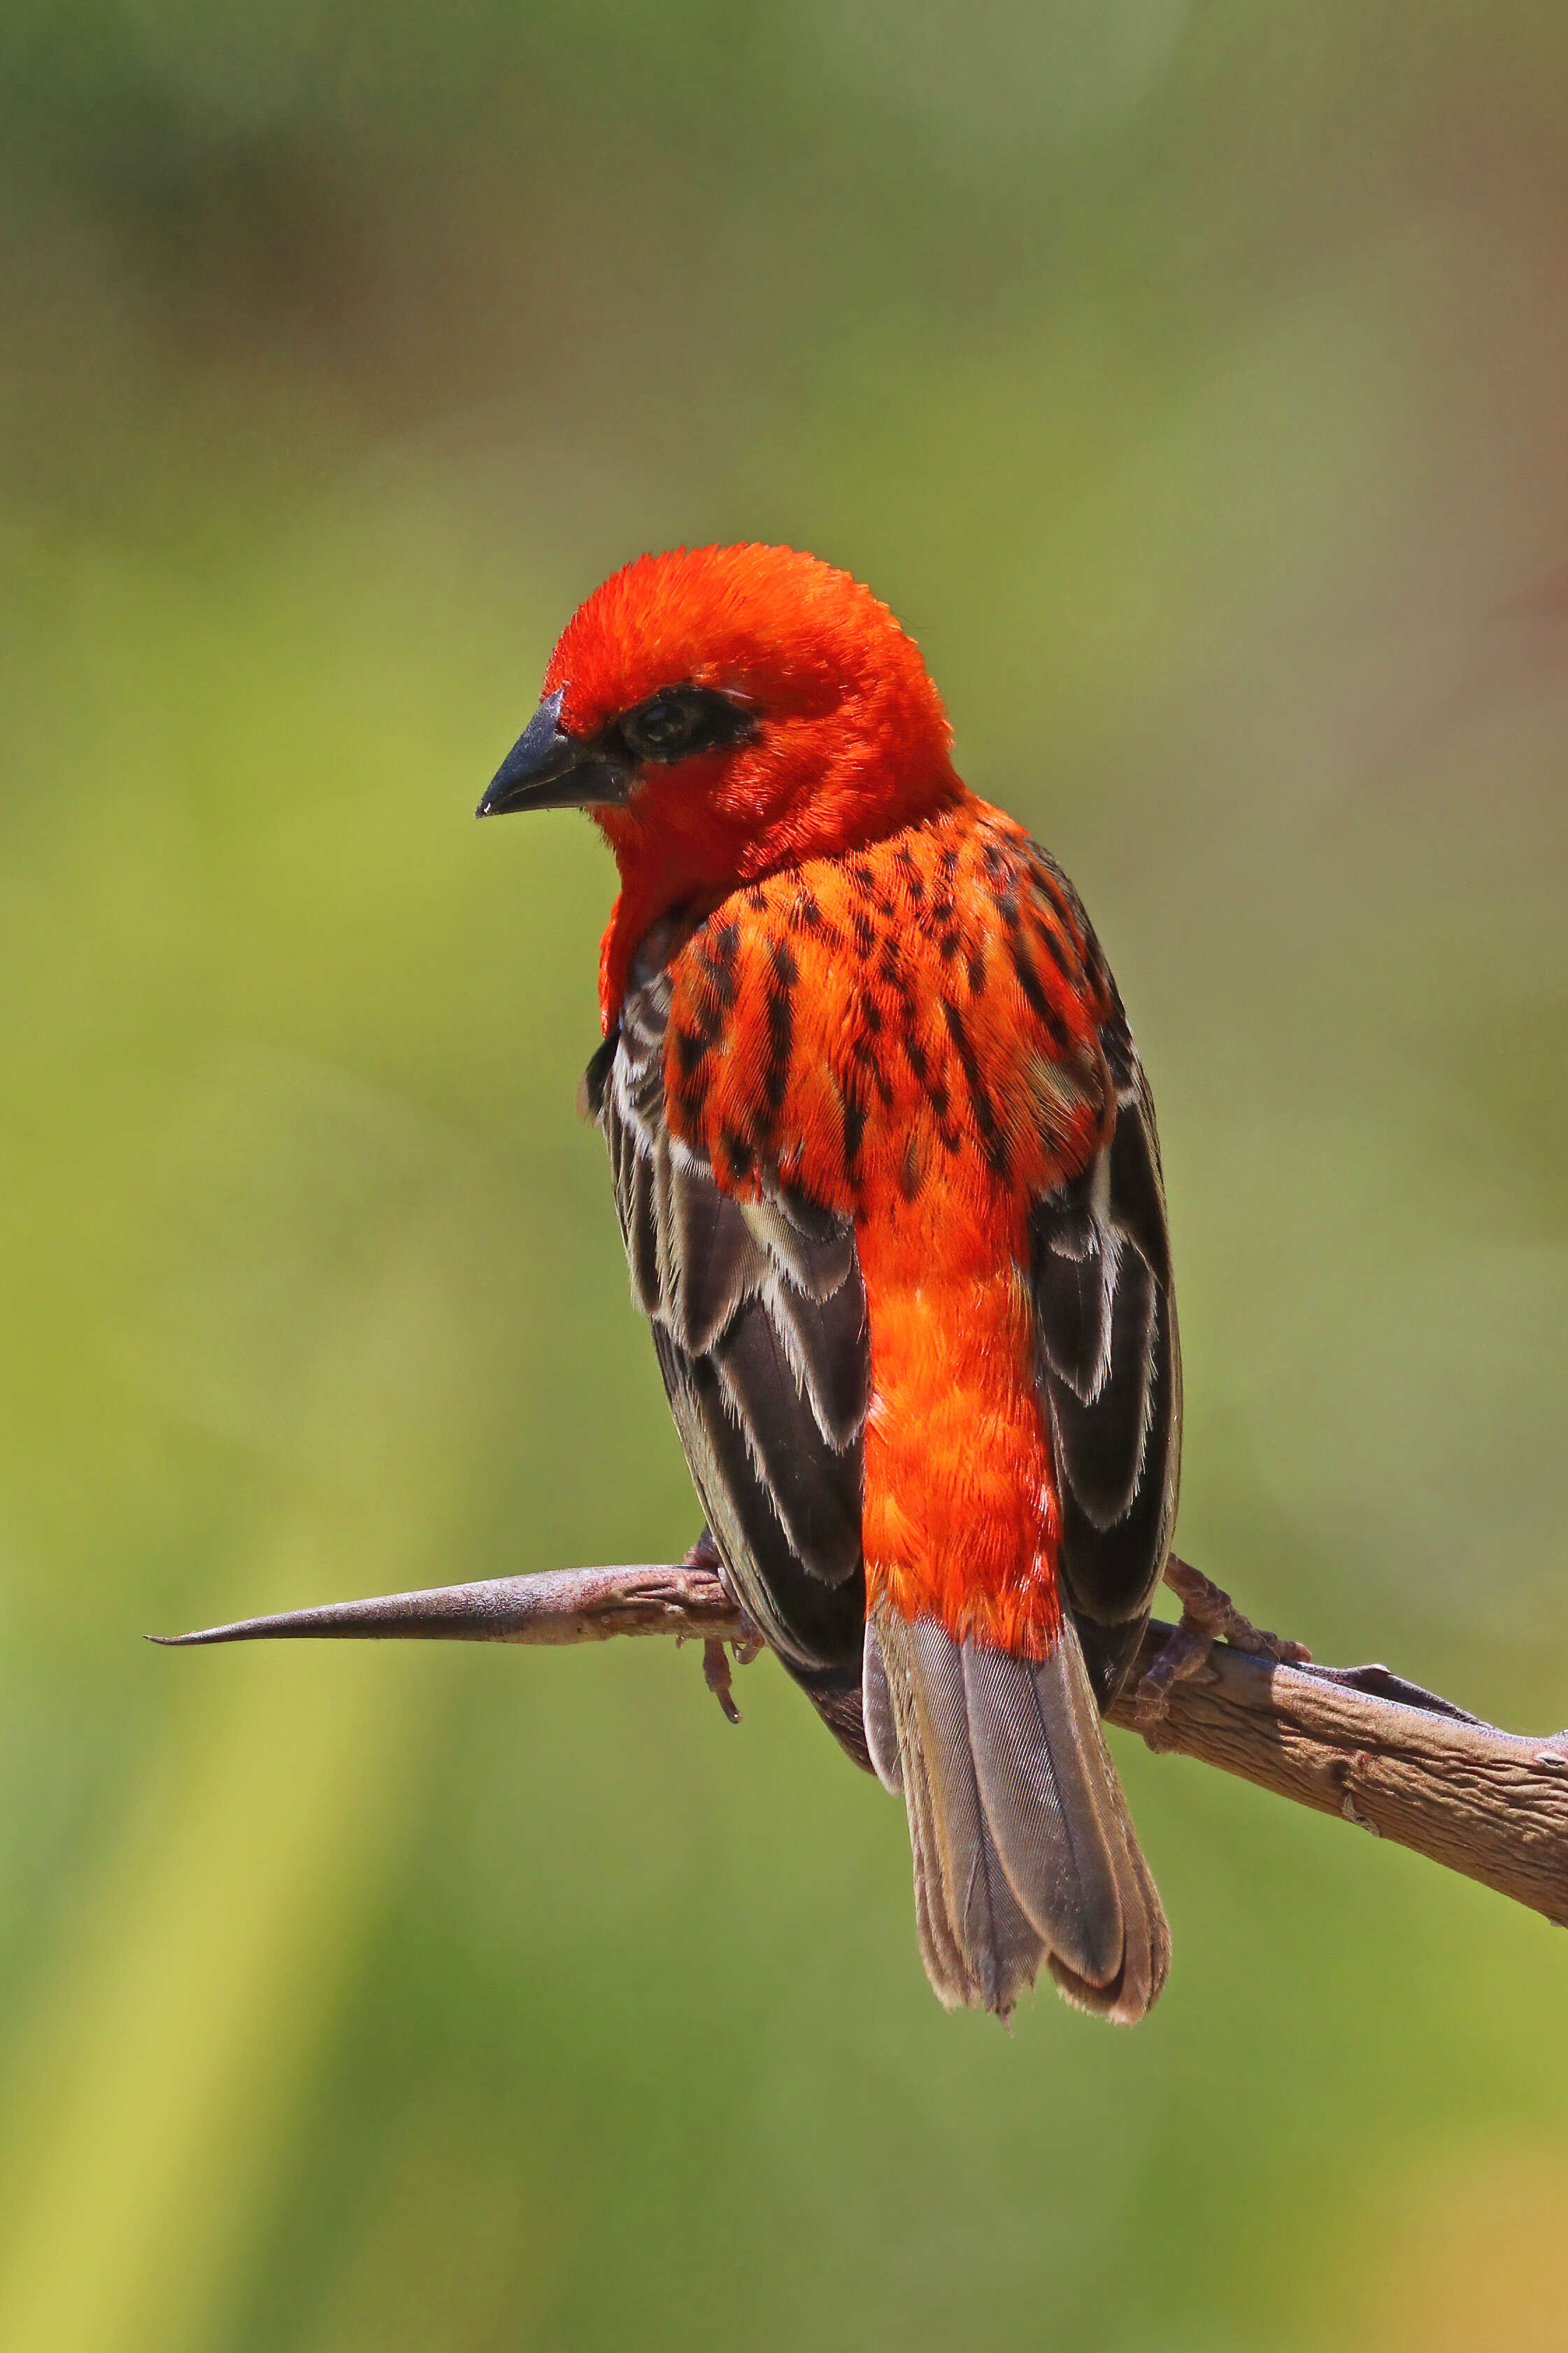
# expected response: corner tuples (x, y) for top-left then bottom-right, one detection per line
(476, 688), (633, 818)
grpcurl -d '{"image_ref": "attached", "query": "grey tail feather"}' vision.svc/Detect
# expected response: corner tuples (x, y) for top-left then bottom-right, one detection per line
(864, 1604), (1169, 2024)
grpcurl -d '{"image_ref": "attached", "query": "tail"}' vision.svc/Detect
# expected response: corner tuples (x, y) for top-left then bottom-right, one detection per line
(863, 1603), (1169, 2023)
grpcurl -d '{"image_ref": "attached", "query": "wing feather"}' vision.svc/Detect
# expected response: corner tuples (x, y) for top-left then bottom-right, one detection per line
(597, 965), (871, 1763)
(1027, 913), (1182, 1708)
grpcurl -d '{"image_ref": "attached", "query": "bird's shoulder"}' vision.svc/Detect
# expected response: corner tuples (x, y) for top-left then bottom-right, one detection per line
(601, 798), (1125, 1211)
(661, 799), (1109, 1005)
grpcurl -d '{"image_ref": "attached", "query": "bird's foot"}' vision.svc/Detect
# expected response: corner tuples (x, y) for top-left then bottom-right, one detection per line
(683, 1529), (763, 1725)
(1136, 1558), (1311, 1727)
(1164, 1558), (1312, 1665)
(702, 1637), (746, 1723)
(683, 1527), (724, 1579)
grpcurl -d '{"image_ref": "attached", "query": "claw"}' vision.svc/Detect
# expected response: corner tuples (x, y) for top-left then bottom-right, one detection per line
(703, 1637), (743, 1724)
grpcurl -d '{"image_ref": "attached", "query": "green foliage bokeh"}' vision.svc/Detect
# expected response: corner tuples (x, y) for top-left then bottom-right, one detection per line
(2, 5), (1567, 2347)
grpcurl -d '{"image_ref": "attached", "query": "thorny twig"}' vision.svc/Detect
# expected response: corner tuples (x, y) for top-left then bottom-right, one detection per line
(154, 1554), (1568, 1933)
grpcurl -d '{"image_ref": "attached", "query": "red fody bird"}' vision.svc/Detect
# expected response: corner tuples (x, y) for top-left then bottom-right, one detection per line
(479, 544), (1181, 2021)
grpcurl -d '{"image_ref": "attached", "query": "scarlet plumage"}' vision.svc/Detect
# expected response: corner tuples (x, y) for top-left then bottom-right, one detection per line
(657, 808), (1107, 1658)
(486, 543), (1181, 2020)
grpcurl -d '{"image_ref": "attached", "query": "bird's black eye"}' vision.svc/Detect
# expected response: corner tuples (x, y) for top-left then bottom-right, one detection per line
(629, 695), (699, 755)
(618, 685), (756, 766)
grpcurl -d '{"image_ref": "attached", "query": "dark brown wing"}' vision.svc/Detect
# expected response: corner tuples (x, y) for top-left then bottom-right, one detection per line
(588, 963), (873, 1766)
(1028, 963), (1182, 1710)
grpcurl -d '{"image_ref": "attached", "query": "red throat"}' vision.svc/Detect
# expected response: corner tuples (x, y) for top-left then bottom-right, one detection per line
(536, 544), (963, 1026)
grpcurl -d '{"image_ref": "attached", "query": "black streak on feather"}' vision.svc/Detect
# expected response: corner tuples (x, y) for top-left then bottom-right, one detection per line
(941, 997), (1008, 1176)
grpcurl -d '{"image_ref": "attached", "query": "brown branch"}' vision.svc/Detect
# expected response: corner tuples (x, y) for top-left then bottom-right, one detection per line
(152, 1557), (1568, 1933)
(1110, 1619), (1568, 1932)
(149, 1564), (743, 1649)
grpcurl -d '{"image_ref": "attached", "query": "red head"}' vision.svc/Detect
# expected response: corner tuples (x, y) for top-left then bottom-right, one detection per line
(479, 544), (962, 1020)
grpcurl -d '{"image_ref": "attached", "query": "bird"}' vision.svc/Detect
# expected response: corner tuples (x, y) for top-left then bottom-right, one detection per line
(476, 543), (1181, 2022)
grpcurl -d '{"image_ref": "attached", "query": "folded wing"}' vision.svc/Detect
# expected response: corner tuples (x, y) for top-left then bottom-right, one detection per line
(1029, 1007), (1182, 1707)
(590, 964), (873, 1765)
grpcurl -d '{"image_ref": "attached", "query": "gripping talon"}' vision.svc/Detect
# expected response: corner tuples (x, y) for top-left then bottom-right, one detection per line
(1163, 1558), (1311, 1666)
(683, 1527), (724, 1577)
(1138, 1558), (1311, 1728)
(1136, 1624), (1215, 1727)
(685, 1528), (762, 1721)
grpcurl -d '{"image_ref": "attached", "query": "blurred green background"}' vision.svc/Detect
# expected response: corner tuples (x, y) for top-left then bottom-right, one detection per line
(3, 3), (1567, 2347)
